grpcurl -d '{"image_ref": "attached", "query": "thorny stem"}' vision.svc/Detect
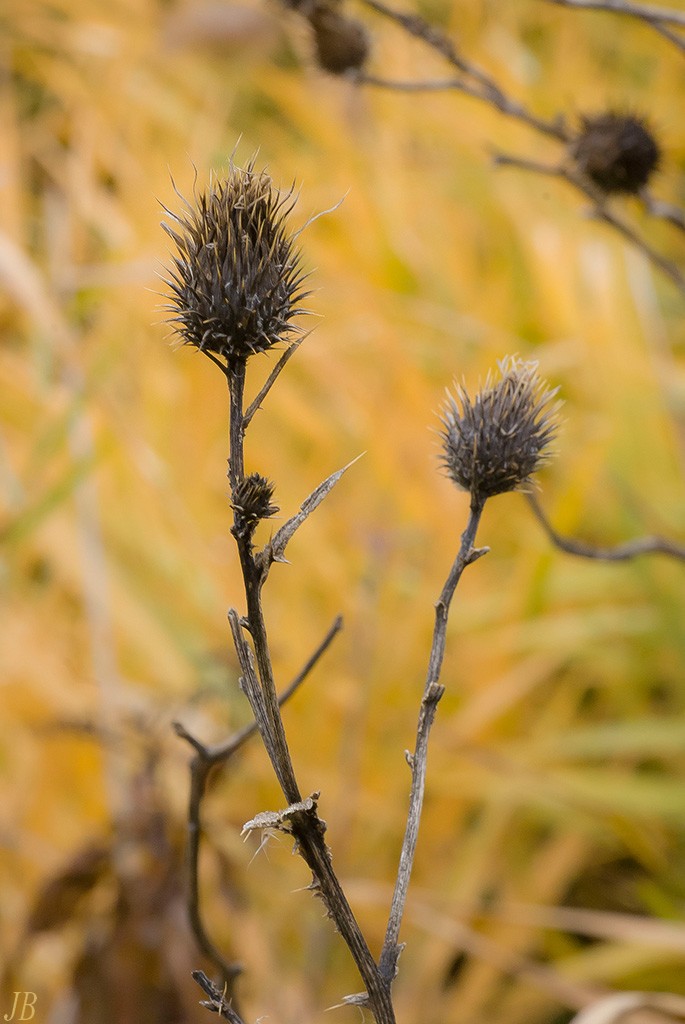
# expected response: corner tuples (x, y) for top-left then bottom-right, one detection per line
(226, 372), (396, 1023)
(379, 499), (487, 981)
(193, 971), (247, 1024)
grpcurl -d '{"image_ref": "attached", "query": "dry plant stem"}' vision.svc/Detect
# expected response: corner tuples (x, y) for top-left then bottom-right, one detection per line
(178, 742), (242, 991)
(650, 19), (685, 52)
(227, 361), (247, 492)
(640, 192), (685, 234)
(243, 337), (306, 430)
(357, 0), (569, 141)
(492, 153), (685, 293)
(379, 498), (487, 981)
(174, 616), (343, 994)
(527, 491), (685, 561)
(227, 377), (396, 1023)
(354, 0), (685, 282)
(193, 970), (247, 1024)
(545, 0), (685, 29)
(547, 0), (685, 53)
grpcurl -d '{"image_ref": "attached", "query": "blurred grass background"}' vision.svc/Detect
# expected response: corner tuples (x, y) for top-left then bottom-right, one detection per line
(2, 0), (685, 1022)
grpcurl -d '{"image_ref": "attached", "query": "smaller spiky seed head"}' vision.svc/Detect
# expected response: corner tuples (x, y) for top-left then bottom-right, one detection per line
(440, 357), (561, 505)
(571, 111), (660, 195)
(309, 3), (370, 74)
(162, 160), (308, 366)
(232, 473), (279, 526)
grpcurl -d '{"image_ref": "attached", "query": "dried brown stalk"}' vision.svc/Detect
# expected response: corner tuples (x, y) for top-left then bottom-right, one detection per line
(527, 491), (685, 561)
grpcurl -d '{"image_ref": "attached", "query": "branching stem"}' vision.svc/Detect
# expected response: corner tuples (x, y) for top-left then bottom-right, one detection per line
(226, 369), (396, 1023)
(492, 153), (685, 293)
(174, 616), (343, 996)
(351, 0), (685, 289)
(357, 0), (569, 141)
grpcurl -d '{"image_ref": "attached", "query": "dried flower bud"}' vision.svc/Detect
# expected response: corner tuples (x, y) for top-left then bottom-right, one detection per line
(309, 3), (370, 74)
(440, 357), (561, 505)
(232, 473), (279, 528)
(162, 160), (308, 366)
(571, 112), (660, 195)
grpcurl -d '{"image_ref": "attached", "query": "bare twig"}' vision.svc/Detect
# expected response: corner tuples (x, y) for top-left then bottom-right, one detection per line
(378, 500), (489, 981)
(649, 17), (685, 51)
(356, 0), (569, 140)
(175, 615), (343, 766)
(546, 0), (685, 54)
(174, 722), (243, 992)
(350, 0), (685, 290)
(229, 597), (395, 1019)
(544, 0), (685, 29)
(357, 72), (472, 92)
(640, 191), (685, 234)
(192, 971), (248, 1023)
(527, 491), (685, 561)
(243, 335), (308, 430)
(174, 616), (342, 992)
(226, 363), (396, 1023)
(492, 152), (685, 293)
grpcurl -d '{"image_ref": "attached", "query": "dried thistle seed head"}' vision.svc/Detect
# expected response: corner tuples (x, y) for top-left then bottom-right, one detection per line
(162, 160), (308, 365)
(309, 3), (370, 74)
(440, 357), (561, 504)
(571, 111), (660, 195)
(231, 473), (279, 525)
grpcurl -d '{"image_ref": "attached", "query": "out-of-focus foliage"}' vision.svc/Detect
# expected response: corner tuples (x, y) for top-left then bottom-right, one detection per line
(1, 0), (685, 1022)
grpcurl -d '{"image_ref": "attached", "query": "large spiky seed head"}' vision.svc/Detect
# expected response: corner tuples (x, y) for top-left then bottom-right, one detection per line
(162, 160), (308, 365)
(570, 111), (660, 195)
(440, 357), (561, 505)
(309, 3), (370, 74)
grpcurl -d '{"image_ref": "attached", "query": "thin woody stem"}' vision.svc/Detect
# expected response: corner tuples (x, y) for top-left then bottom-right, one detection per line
(226, 369), (395, 1023)
(227, 361), (246, 493)
(527, 491), (685, 561)
(545, 0), (685, 29)
(227, 370), (300, 801)
(357, 0), (569, 141)
(492, 153), (685, 294)
(379, 499), (487, 981)
(351, 0), (685, 289)
(174, 616), (343, 994)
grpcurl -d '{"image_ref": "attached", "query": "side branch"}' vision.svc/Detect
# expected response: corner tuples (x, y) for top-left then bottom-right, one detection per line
(492, 153), (685, 293)
(350, 0), (685, 286)
(244, 336), (308, 430)
(546, 0), (685, 53)
(173, 617), (343, 989)
(178, 741), (242, 990)
(545, 0), (685, 28)
(192, 971), (248, 1024)
(259, 455), (363, 574)
(356, 0), (568, 140)
(527, 491), (685, 561)
(379, 500), (488, 981)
